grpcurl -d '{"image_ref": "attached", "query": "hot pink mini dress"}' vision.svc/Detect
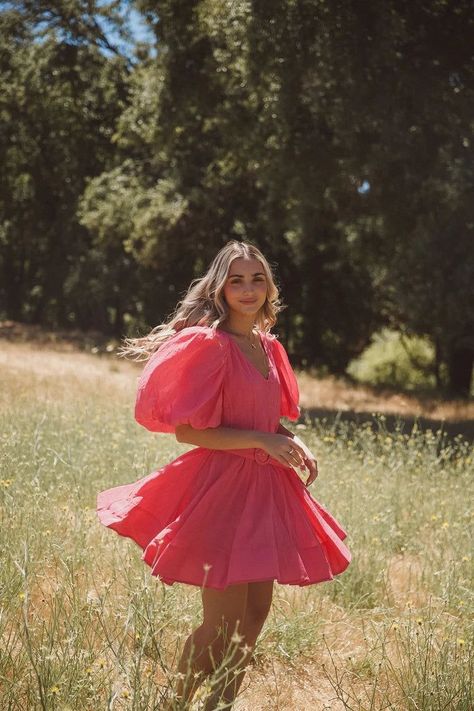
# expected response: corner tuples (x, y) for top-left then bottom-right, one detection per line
(96, 325), (351, 590)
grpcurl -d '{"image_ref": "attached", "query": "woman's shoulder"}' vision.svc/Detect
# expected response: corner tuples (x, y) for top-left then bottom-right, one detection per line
(261, 330), (292, 362)
(142, 325), (227, 374)
(181, 325), (226, 344)
(162, 325), (227, 355)
(166, 324), (221, 341)
(260, 329), (278, 342)
(259, 329), (281, 348)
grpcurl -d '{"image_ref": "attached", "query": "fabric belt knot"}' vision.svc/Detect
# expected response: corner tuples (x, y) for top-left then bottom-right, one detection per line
(254, 448), (270, 464)
(204, 446), (290, 469)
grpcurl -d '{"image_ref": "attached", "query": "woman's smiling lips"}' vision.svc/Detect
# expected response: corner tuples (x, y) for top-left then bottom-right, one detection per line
(240, 299), (258, 304)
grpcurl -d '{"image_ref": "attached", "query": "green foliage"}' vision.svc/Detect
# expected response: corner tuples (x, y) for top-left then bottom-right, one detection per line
(0, 1), (473, 393)
(347, 328), (441, 391)
(0, 2), (133, 331)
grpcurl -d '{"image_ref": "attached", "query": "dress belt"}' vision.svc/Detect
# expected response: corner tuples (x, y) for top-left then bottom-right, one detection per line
(199, 446), (292, 469)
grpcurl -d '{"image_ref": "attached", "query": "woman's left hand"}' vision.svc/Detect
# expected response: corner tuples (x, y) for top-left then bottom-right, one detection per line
(292, 435), (319, 487)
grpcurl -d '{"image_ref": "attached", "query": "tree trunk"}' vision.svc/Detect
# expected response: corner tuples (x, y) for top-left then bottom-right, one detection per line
(434, 338), (442, 389)
(447, 345), (473, 398)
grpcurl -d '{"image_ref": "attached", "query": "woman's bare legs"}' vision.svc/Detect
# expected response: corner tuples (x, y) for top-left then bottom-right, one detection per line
(163, 582), (249, 709)
(202, 580), (274, 710)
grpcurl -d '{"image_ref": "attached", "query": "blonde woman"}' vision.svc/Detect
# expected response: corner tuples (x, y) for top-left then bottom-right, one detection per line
(97, 240), (351, 709)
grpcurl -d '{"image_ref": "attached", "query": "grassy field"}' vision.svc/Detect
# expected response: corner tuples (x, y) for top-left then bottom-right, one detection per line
(0, 339), (473, 710)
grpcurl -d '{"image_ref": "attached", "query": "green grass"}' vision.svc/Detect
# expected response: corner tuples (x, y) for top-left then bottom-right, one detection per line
(0, 357), (473, 709)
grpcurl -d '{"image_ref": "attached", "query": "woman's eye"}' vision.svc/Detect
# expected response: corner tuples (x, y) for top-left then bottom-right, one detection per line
(230, 278), (265, 284)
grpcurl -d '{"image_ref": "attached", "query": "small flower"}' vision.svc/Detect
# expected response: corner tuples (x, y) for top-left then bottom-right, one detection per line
(231, 631), (244, 644)
(392, 624), (398, 631)
(49, 686), (60, 695)
(97, 658), (106, 669)
(121, 689), (130, 698)
(85, 667), (93, 676)
(457, 638), (465, 646)
(461, 556), (469, 562)
(18, 592), (26, 600)
(416, 618), (423, 626)
(441, 521), (449, 529)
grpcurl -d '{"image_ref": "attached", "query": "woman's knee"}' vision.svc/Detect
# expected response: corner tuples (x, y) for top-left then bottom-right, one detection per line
(244, 581), (274, 629)
(201, 582), (248, 637)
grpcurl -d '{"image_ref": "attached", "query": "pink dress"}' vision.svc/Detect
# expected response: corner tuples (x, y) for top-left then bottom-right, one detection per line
(96, 326), (351, 590)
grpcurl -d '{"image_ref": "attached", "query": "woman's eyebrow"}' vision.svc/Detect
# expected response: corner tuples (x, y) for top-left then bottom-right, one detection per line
(229, 272), (265, 277)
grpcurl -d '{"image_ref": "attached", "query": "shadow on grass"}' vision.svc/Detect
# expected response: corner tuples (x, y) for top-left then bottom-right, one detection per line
(300, 406), (474, 444)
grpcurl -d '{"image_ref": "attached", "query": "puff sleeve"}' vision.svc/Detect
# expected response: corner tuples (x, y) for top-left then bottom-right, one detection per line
(134, 327), (227, 434)
(270, 336), (301, 421)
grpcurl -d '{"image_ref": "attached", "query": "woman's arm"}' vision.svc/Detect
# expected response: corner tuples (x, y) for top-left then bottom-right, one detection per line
(176, 421), (295, 449)
(175, 424), (266, 449)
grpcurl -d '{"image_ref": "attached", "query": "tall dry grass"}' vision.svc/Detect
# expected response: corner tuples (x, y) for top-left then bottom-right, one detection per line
(0, 341), (472, 710)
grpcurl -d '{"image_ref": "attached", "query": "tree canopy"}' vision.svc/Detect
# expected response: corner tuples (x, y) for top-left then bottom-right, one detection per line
(1, 0), (473, 395)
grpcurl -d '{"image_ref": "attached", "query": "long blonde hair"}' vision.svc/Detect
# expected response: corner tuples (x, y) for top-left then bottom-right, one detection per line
(118, 240), (285, 361)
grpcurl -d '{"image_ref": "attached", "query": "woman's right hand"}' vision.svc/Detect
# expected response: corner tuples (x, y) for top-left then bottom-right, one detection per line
(258, 433), (307, 470)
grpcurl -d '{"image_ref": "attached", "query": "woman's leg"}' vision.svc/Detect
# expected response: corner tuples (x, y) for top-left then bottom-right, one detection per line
(164, 582), (249, 709)
(202, 579), (274, 710)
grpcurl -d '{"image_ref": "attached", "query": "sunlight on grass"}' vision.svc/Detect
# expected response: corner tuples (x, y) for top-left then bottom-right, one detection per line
(1, 345), (472, 709)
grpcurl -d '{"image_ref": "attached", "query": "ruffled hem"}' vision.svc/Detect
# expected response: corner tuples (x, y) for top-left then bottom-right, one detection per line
(96, 448), (351, 590)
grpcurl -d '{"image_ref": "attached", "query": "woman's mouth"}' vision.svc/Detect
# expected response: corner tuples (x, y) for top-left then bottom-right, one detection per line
(240, 300), (258, 304)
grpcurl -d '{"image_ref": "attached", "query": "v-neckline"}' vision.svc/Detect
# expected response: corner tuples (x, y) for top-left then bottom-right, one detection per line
(218, 329), (271, 381)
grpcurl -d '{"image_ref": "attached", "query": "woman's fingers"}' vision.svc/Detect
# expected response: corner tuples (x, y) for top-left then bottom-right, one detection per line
(304, 458), (319, 486)
(274, 436), (316, 472)
(287, 441), (306, 465)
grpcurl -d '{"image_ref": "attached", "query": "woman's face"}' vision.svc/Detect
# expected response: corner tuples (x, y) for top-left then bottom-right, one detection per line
(223, 257), (268, 316)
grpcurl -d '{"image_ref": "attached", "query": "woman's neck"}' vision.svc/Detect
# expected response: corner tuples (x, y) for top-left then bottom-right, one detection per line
(221, 315), (256, 337)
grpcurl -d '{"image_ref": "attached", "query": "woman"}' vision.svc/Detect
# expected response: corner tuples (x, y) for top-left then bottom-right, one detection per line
(96, 240), (351, 709)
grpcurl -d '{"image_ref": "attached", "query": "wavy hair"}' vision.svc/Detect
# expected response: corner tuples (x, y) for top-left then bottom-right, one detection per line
(118, 240), (285, 361)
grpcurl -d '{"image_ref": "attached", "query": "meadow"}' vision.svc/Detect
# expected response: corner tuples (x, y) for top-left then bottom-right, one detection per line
(0, 339), (472, 710)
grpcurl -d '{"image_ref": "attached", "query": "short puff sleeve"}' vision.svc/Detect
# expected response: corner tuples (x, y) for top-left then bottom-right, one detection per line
(270, 336), (301, 421)
(134, 327), (227, 434)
